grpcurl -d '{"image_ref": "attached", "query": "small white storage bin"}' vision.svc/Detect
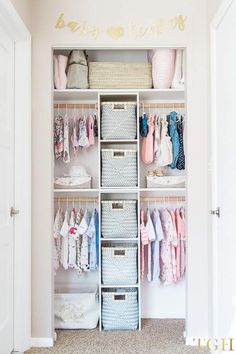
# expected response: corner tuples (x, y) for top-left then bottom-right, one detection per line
(54, 285), (99, 329)
(101, 149), (138, 187)
(146, 175), (185, 188)
(102, 200), (137, 238)
(102, 243), (138, 285)
(101, 102), (137, 140)
(102, 288), (139, 331)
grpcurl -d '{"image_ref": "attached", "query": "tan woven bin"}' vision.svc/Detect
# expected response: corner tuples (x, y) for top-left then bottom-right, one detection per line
(89, 62), (152, 89)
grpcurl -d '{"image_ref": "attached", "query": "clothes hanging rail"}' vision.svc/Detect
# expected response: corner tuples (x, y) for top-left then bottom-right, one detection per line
(139, 102), (185, 109)
(140, 196), (185, 202)
(54, 103), (98, 109)
(54, 197), (98, 203)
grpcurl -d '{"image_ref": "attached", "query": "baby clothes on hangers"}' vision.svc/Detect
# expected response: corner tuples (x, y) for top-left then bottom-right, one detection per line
(141, 115), (155, 164)
(176, 116), (185, 170)
(151, 209), (164, 285)
(169, 209), (178, 283)
(63, 114), (70, 163)
(68, 209), (78, 269)
(53, 208), (63, 272)
(86, 209), (97, 271)
(78, 117), (90, 149)
(157, 115), (173, 167)
(60, 210), (70, 270)
(160, 209), (175, 285)
(54, 114), (64, 159)
(78, 209), (90, 272)
(146, 209), (156, 283)
(153, 116), (161, 165)
(167, 111), (180, 169)
(140, 209), (149, 281)
(74, 210), (83, 274)
(179, 207), (186, 277)
(71, 115), (79, 155)
(93, 113), (98, 137)
(86, 115), (95, 146)
(139, 112), (148, 137)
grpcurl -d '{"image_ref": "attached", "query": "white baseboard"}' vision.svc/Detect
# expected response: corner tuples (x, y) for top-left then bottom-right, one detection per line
(30, 337), (53, 347)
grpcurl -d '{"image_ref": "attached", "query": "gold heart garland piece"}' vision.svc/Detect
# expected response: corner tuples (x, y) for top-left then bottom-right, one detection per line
(107, 26), (125, 39)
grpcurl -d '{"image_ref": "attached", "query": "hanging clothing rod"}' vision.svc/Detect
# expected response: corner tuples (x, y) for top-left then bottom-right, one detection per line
(139, 103), (185, 109)
(140, 196), (185, 202)
(54, 197), (98, 203)
(54, 103), (98, 109)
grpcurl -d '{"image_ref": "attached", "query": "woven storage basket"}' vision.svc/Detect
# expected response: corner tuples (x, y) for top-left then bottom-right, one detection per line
(101, 149), (137, 187)
(101, 102), (137, 140)
(102, 244), (137, 285)
(102, 288), (139, 330)
(101, 200), (137, 238)
(89, 62), (152, 89)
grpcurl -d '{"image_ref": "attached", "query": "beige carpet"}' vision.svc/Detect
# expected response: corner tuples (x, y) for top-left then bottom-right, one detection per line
(26, 319), (209, 354)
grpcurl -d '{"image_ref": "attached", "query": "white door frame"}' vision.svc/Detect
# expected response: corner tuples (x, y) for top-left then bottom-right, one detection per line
(0, 1), (31, 352)
(210, 0), (234, 344)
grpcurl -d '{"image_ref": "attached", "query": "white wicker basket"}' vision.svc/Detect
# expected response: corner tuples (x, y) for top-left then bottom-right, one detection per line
(89, 62), (152, 89)
(102, 244), (138, 285)
(101, 200), (137, 238)
(101, 149), (137, 187)
(54, 286), (99, 329)
(101, 102), (137, 140)
(102, 288), (139, 330)
(146, 175), (185, 188)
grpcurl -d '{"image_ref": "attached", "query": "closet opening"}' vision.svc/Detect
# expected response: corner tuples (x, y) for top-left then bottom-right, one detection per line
(52, 47), (186, 335)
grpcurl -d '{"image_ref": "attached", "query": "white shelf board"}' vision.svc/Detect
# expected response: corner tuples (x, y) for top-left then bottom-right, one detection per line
(139, 188), (186, 192)
(101, 238), (138, 241)
(54, 88), (185, 102)
(101, 284), (139, 288)
(54, 189), (99, 193)
(100, 139), (138, 143)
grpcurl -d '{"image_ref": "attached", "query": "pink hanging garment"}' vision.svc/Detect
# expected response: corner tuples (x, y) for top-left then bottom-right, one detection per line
(160, 209), (175, 285)
(169, 209), (178, 283)
(63, 114), (70, 163)
(151, 49), (176, 89)
(175, 208), (185, 280)
(71, 115), (79, 155)
(141, 115), (155, 164)
(140, 209), (149, 281)
(86, 115), (95, 146)
(179, 207), (186, 277)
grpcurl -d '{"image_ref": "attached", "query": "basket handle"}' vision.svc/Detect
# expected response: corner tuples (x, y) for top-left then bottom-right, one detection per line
(113, 294), (126, 301)
(112, 151), (125, 158)
(113, 249), (126, 256)
(112, 103), (126, 111)
(111, 202), (124, 210)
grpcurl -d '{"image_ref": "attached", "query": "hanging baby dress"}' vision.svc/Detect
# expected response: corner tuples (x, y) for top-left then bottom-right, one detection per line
(141, 115), (155, 164)
(157, 116), (173, 167)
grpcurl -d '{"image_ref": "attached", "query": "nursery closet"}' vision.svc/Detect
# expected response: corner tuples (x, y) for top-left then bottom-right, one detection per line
(53, 48), (186, 331)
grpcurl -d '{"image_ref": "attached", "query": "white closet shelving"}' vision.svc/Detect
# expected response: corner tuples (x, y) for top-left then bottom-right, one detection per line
(53, 47), (186, 331)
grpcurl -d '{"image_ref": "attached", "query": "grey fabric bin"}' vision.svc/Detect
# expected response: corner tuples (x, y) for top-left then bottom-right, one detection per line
(101, 102), (137, 140)
(102, 244), (138, 285)
(101, 200), (137, 238)
(102, 288), (139, 330)
(101, 149), (138, 187)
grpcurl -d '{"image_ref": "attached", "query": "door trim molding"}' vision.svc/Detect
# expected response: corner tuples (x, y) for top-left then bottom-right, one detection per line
(0, 1), (31, 352)
(210, 0), (234, 342)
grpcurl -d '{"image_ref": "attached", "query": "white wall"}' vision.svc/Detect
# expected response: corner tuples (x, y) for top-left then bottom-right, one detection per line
(30, 0), (210, 340)
(10, 0), (31, 31)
